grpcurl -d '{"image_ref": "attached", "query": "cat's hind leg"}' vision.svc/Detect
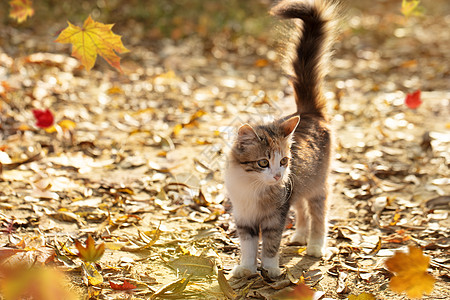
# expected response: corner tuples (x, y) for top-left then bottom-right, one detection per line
(232, 224), (259, 277)
(306, 192), (328, 257)
(289, 197), (310, 245)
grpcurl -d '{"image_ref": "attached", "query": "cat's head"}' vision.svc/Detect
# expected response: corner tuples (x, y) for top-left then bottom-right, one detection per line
(231, 116), (299, 185)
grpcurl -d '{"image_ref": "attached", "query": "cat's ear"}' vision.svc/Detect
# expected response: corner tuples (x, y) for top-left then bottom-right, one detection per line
(238, 124), (259, 141)
(280, 116), (300, 137)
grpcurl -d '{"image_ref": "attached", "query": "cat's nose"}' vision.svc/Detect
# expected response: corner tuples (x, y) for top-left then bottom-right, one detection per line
(274, 174), (281, 181)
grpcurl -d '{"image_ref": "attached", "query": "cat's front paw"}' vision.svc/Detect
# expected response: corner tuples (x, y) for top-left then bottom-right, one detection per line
(263, 266), (281, 278)
(231, 265), (257, 278)
(307, 244), (324, 257)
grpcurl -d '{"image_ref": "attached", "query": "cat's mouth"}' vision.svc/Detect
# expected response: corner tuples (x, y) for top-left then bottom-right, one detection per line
(265, 176), (283, 185)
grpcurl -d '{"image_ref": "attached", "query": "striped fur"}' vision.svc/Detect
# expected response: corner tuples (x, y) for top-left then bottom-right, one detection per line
(225, 0), (338, 278)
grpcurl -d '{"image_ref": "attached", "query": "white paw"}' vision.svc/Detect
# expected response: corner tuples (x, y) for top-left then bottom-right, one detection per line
(307, 244), (324, 257)
(231, 265), (257, 278)
(289, 233), (308, 245)
(264, 266), (281, 278)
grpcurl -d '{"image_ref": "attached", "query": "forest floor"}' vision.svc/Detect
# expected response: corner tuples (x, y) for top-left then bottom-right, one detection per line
(1, 0), (449, 299)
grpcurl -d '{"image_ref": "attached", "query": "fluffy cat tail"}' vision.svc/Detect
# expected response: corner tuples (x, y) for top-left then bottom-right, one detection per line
(271, 0), (337, 117)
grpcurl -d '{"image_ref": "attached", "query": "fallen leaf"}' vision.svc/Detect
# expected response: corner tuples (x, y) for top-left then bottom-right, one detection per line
(0, 266), (78, 300)
(269, 279), (292, 290)
(75, 235), (105, 262)
(277, 283), (315, 300)
(82, 262), (103, 286)
(150, 275), (191, 299)
(55, 15), (129, 72)
(367, 237), (382, 255)
(138, 226), (161, 249)
(1, 237), (55, 270)
(32, 109), (54, 129)
(109, 279), (137, 290)
(389, 212), (401, 226)
(348, 292), (376, 300)
(58, 119), (76, 131)
(385, 246), (435, 298)
(254, 58), (269, 67)
(218, 269), (237, 299)
(0, 248), (25, 262)
(336, 271), (349, 294)
(168, 255), (215, 276)
(405, 90), (422, 109)
(107, 86), (124, 94)
(9, 0), (34, 23)
(303, 269), (323, 286)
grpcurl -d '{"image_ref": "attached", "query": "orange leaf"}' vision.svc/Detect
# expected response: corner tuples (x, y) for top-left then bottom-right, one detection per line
(0, 266), (78, 300)
(58, 119), (76, 131)
(75, 235), (105, 262)
(254, 58), (269, 67)
(280, 283), (315, 300)
(385, 246), (435, 298)
(9, 0), (34, 23)
(55, 15), (129, 72)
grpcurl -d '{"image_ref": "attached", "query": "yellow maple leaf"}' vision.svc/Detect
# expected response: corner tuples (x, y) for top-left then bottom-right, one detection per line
(401, 0), (422, 18)
(9, 0), (34, 23)
(55, 15), (129, 72)
(385, 246), (435, 298)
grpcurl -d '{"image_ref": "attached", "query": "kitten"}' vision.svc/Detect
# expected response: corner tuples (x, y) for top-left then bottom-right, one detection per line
(224, 0), (336, 278)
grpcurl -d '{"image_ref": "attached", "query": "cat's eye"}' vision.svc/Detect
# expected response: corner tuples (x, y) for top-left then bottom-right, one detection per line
(257, 159), (269, 168)
(280, 157), (289, 166)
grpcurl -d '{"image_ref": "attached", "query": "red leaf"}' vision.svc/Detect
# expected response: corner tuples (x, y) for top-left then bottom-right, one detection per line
(405, 90), (422, 109)
(32, 109), (54, 128)
(109, 279), (137, 290)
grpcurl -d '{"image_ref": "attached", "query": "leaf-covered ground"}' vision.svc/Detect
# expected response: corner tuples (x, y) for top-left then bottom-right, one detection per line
(1, 0), (449, 299)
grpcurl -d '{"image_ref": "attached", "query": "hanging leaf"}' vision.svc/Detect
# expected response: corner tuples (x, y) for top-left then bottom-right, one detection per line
(385, 246), (435, 298)
(405, 90), (422, 109)
(75, 235), (105, 262)
(9, 0), (34, 23)
(55, 15), (129, 72)
(401, 0), (423, 18)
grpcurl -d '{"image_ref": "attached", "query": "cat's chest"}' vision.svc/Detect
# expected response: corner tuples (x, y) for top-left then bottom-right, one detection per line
(225, 166), (281, 224)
